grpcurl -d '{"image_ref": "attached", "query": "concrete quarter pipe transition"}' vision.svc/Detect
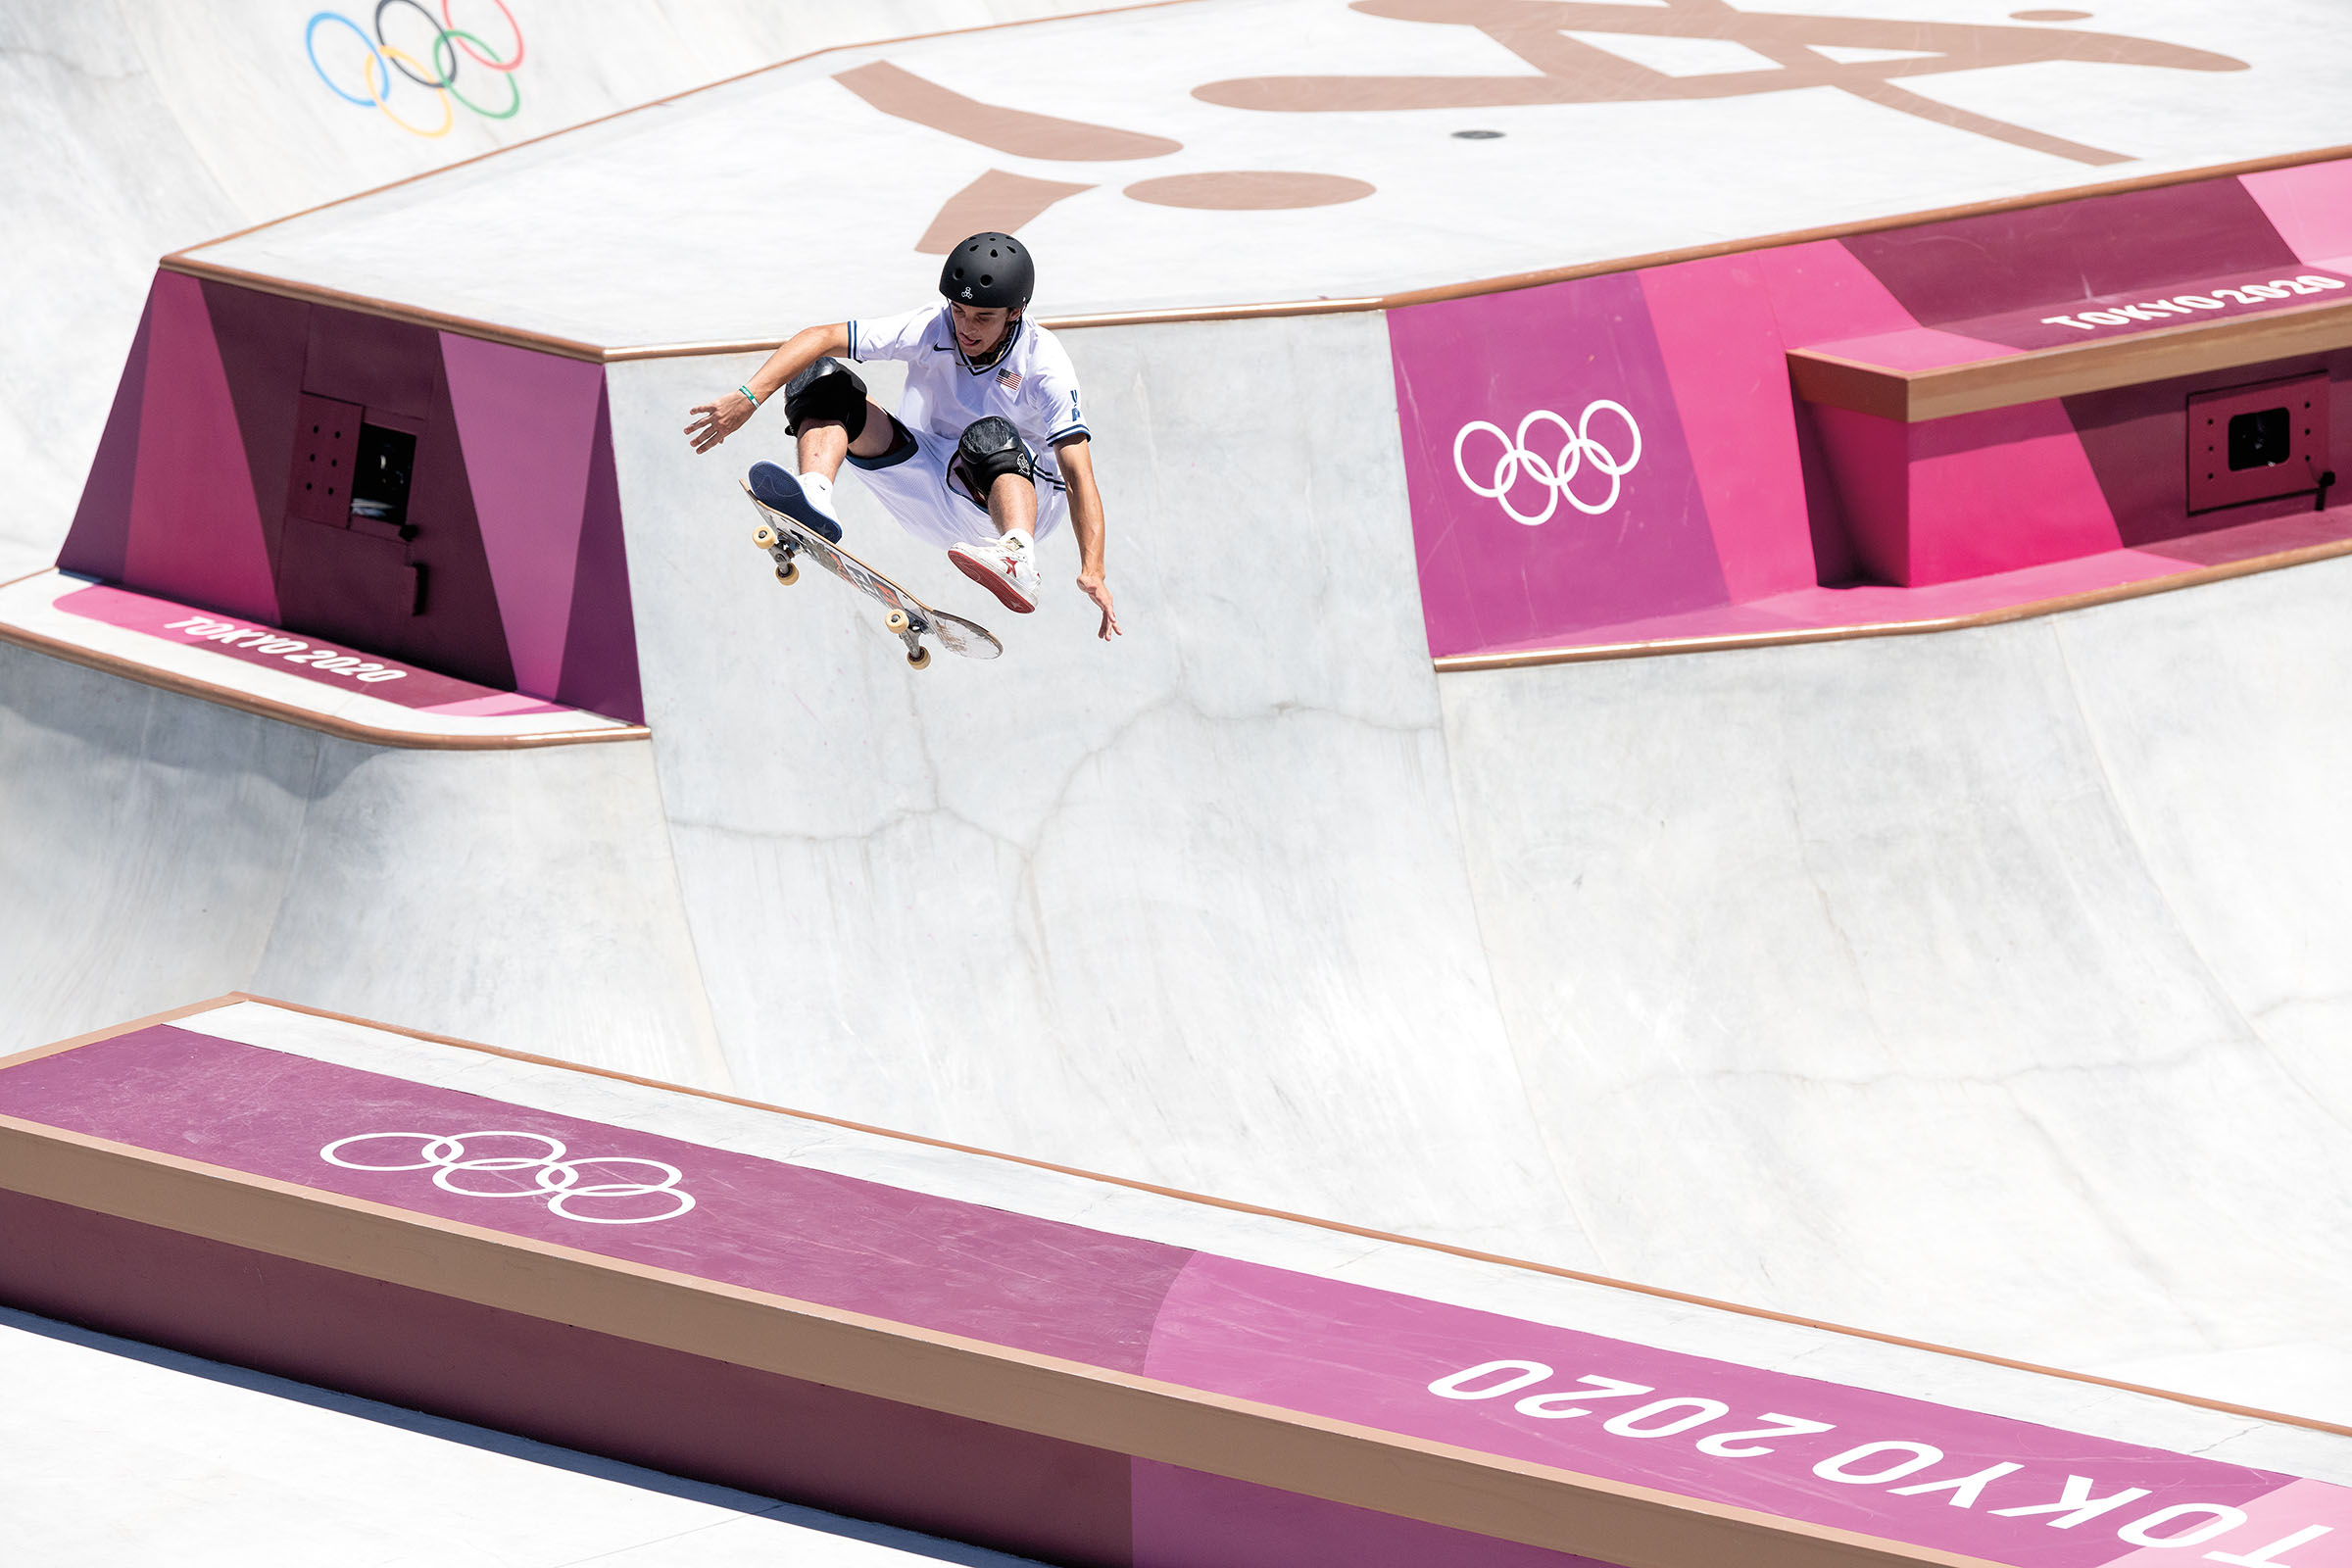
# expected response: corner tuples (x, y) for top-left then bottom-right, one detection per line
(6, 2), (2352, 1564)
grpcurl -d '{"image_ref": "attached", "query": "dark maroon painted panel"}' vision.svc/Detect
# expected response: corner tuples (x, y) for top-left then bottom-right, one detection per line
(1133, 1460), (1601, 1568)
(1791, 401), (1860, 586)
(203, 279), (311, 573)
(284, 394), (365, 528)
(276, 517), (421, 647)
(557, 383), (645, 723)
(1844, 179), (2301, 327)
(303, 305), (439, 419)
(58, 282), (156, 585)
(2186, 372), (2330, 513)
(375, 343), (514, 688)
(0, 1190), (1134, 1568)
(60, 274), (657, 710)
(2065, 350), (2349, 546)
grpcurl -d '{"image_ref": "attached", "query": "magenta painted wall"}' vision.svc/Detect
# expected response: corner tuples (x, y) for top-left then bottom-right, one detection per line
(1905, 402), (2124, 583)
(1391, 155), (2352, 656)
(1637, 255), (1816, 605)
(1390, 270), (1726, 658)
(442, 332), (606, 701)
(60, 272), (643, 722)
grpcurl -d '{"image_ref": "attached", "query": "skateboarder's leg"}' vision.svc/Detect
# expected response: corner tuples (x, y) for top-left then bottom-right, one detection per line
(980, 469), (1038, 537)
(782, 358), (894, 480)
(949, 417), (1039, 536)
(750, 360), (895, 543)
(794, 401), (899, 479)
(944, 417), (1046, 613)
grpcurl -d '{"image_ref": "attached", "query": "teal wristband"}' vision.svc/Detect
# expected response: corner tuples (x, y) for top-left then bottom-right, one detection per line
(737, 383), (760, 409)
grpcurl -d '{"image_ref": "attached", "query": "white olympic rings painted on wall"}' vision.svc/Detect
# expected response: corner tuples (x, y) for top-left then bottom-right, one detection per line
(319, 1130), (696, 1225)
(1452, 402), (1643, 525)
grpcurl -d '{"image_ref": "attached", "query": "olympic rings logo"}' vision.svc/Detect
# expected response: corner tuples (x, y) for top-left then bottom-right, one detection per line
(319, 1130), (695, 1225)
(305, 1), (526, 139)
(1452, 403), (1643, 525)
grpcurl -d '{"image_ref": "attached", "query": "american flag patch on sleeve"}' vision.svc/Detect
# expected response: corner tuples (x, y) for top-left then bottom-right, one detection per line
(996, 368), (1023, 390)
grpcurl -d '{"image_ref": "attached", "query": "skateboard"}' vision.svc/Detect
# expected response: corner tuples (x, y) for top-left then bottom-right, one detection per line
(741, 480), (1001, 668)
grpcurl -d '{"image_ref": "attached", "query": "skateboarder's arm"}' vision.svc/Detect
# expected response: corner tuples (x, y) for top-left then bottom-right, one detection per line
(1054, 436), (1120, 641)
(684, 323), (850, 455)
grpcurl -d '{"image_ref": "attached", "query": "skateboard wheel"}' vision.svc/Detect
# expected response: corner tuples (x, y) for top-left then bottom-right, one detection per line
(885, 610), (910, 633)
(774, 561), (799, 586)
(906, 645), (932, 670)
(753, 524), (778, 549)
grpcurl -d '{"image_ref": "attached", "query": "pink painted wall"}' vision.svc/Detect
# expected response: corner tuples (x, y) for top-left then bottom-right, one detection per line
(1388, 155), (2352, 656)
(1905, 402), (2123, 583)
(1638, 255), (1815, 603)
(7, 1023), (2349, 1568)
(441, 333), (606, 701)
(1815, 402), (2124, 587)
(1389, 270), (1727, 659)
(121, 271), (280, 623)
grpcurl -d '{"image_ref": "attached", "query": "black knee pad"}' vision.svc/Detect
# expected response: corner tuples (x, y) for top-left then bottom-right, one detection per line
(951, 416), (1035, 505)
(782, 358), (869, 442)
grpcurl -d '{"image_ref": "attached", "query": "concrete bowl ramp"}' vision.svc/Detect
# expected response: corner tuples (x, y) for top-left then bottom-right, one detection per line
(12, 308), (2352, 1427)
(0, 634), (722, 1082)
(8, 0), (2352, 1475)
(1438, 559), (2352, 1416)
(606, 322), (1582, 1270)
(616, 321), (2352, 1426)
(0, 0), (1107, 583)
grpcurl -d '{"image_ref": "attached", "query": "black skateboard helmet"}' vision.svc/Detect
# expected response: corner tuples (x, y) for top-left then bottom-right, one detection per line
(939, 232), (1034, 310)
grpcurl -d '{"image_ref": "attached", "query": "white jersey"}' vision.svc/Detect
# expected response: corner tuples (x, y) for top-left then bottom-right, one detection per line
(848, 306), (1089, 481)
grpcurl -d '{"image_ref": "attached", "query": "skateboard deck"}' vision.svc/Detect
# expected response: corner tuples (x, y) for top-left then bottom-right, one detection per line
(741, 481), (1002, 666)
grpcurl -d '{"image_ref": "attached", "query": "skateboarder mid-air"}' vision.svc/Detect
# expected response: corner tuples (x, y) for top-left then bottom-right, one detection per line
(684, 231), (1120, 640)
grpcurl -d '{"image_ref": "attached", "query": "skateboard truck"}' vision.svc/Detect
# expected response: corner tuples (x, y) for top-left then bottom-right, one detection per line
(883, 609), (932, 668)
(751, 522), (801, 586)
(752, 522), (932, 668)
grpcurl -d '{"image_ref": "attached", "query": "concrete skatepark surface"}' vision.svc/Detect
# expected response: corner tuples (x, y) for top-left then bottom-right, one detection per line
(0, 0), (1107, 586)
(8, 3), (2352, 1556)
(171, 0), (2352, 342)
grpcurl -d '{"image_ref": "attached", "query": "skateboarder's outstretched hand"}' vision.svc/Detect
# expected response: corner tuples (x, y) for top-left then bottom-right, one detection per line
(1079, 569), (1121, 640)
(684, 390), (755, 455)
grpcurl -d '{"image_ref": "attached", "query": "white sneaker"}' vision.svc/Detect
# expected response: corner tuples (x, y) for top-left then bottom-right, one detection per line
(948, 530), (1040, 613)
